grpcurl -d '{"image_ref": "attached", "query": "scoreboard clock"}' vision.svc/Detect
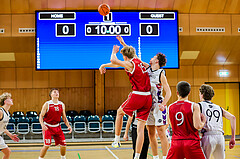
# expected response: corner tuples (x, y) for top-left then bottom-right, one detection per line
(36, 11), (178, 70)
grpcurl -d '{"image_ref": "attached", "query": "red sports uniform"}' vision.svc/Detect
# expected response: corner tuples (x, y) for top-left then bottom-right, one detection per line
(43, 100), (66, 146)
(167, 100), (205, 159)
(121, 58), (152, 121)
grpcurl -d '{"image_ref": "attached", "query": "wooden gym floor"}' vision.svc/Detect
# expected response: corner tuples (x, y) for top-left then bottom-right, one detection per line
(0, 141), (239, 159)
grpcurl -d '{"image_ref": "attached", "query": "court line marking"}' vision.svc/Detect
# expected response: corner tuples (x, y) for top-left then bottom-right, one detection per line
(105, 146), (119, 159)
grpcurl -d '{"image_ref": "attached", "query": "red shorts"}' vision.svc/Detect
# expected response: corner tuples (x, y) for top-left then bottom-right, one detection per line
(167, 140), (206, 159)
(43, 125), (66, 146)
(121, 92), (152, 121)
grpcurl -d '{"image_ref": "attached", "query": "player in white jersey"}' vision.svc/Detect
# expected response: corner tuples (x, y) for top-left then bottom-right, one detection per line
(198, 84), (236, 159)
(144, 53), (171, 159)
(116, 35), (171, 159)
(0, 92), (20, 159)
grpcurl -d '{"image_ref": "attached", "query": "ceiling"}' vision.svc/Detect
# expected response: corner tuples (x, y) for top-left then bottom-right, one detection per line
(0, 0), (240, 67)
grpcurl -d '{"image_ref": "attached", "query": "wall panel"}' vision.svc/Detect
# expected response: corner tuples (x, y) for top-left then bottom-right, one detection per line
(11, 0), (29, 13)
(0, 0), (11, 14)
(49, 71), (66, 88)
(0, 68), (16, 88)
(0, 15), (12, 37)
(16, 68), (33, 88)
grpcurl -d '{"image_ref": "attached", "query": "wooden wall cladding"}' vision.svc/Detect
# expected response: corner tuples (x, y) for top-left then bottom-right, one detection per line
(0, 87), (94, 114)
(0, 15), (11, 37)
(12, 14), (35, 37)
(11, 0), (29, 13)
(190, 14), (231, 35)
(179, 14), (189, 35)
(232, 15), (240, 35)
(0, 0), (11, 14)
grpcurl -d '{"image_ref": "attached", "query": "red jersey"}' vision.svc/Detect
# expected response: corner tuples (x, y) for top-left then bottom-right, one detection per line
(168, 100), (200, 140)
(125, 58), (151, 92)
(43, 100), (63, 125)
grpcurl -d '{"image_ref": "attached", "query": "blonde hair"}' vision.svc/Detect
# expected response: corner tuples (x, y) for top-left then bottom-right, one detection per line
(120, 46), (136, 59)
(0, 92), (12, 106)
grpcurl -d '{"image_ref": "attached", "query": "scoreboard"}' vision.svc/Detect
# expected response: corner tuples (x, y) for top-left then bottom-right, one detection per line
(36, 11), (179, 70)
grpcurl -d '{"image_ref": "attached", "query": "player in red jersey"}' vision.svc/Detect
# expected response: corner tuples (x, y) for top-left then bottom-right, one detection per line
(99, 43), (152, 159)
(167, 81), (206, 159)
(38, 88), (72, 159)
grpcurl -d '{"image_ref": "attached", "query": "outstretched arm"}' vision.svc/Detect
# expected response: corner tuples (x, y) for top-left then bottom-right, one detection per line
(159, 73), (171, 111)
(99, 63), (120, 74)
(223, 109), (236, 149)
(116, 35), (127, 47)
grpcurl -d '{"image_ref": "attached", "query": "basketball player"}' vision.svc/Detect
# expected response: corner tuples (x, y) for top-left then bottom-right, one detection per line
(39, 88), (72, 159)
(116, 35), (171, 159)
(199, 84), (236, 159)
(0, 92), (20, 159)
(99, 45), (152, 159)
(123, 111), (149, 159)
(167, 81), (206, 159)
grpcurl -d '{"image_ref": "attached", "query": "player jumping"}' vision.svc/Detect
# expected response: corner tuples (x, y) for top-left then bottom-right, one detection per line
(99, 44), (152, 159)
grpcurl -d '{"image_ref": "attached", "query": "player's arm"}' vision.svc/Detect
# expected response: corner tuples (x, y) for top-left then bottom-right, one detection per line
(159, 73), (171, 111)
(116, 35), (127, 46)
(222, 108), (236, 149)
(123, 116), (133, 141)
(110, 45), (133, 72)
(62, 103), (72, 133)
(39, 102), (48, 131)
(99, 63), (120, 74)
(193, 103), (206, 130)
(4, 129), (19, 142)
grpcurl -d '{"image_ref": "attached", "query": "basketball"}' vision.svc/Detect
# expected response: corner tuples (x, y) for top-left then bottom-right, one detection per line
(98, 3), (110, 16)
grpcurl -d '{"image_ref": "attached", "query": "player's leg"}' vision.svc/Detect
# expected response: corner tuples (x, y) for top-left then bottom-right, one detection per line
(201, 135), (214, 159)
(212, 135), (225, 159)
(60, 146), (67, 159)
(39, 146), (50, 159)
(54, 126), (67, 159)
(1, 147), (11, 159)
(134, 120), (146, 159)
(167, 140), (185, 159)
(147, 125), (159, 158)
(156, 125), (169, 158)
(140, 127), (150, 159)
(132, 127), (137, 159)
(39, 129), (51, 159)
(113, 93), (135, 148)
(185, 140), (206, 159)
(112, 107), (125, 148)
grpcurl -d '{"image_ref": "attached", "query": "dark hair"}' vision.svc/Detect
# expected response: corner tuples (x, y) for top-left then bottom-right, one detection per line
(120, 46), (136, 59)
(177, 81), (191, 98)
(49, 88), (59, 98)
(199, 84), (214, 100)
(157, 53), (167, 67)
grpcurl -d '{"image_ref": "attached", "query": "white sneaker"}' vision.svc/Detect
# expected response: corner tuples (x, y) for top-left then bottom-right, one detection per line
(111, 141), (121, 148)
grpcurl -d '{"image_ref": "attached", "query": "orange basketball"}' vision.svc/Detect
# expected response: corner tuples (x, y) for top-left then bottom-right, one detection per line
(98, 3), (110, 16)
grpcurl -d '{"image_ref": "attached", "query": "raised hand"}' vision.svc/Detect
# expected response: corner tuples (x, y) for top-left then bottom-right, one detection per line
(112, 45), (120, 54)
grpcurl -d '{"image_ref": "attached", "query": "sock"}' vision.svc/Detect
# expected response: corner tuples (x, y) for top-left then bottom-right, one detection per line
(134, 153), (140, 159)
(39, 157), (44, 159)
(61, 156), (66, 159)
(114, 135), (120, 142)
(153, 155), (159, 159)
(162, 156), (167, 159)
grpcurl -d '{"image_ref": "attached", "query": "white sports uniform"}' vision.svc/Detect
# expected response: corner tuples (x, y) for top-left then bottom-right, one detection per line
(146, 67), (167, 126)
(199, 101), (225, 159)
(0, 107), (10, 149)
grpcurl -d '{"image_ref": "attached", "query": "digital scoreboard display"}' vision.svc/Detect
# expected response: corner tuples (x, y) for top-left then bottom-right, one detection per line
(36, 11), (179, 70)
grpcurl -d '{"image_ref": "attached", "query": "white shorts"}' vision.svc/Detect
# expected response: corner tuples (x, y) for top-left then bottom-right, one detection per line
(201, 133), (225, 159)
(0, 136), (8, 150)
(146, 103), (167, 126)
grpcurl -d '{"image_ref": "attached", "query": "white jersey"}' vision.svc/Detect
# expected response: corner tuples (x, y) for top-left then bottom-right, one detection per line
(146, 67), (165, 107)
(199, 101), (224, 134)
(0, 107), (10, 135)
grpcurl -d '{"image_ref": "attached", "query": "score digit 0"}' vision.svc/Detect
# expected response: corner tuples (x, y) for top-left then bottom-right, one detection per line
(140, 23), (159, 36)
(56, 23), (76, 37)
